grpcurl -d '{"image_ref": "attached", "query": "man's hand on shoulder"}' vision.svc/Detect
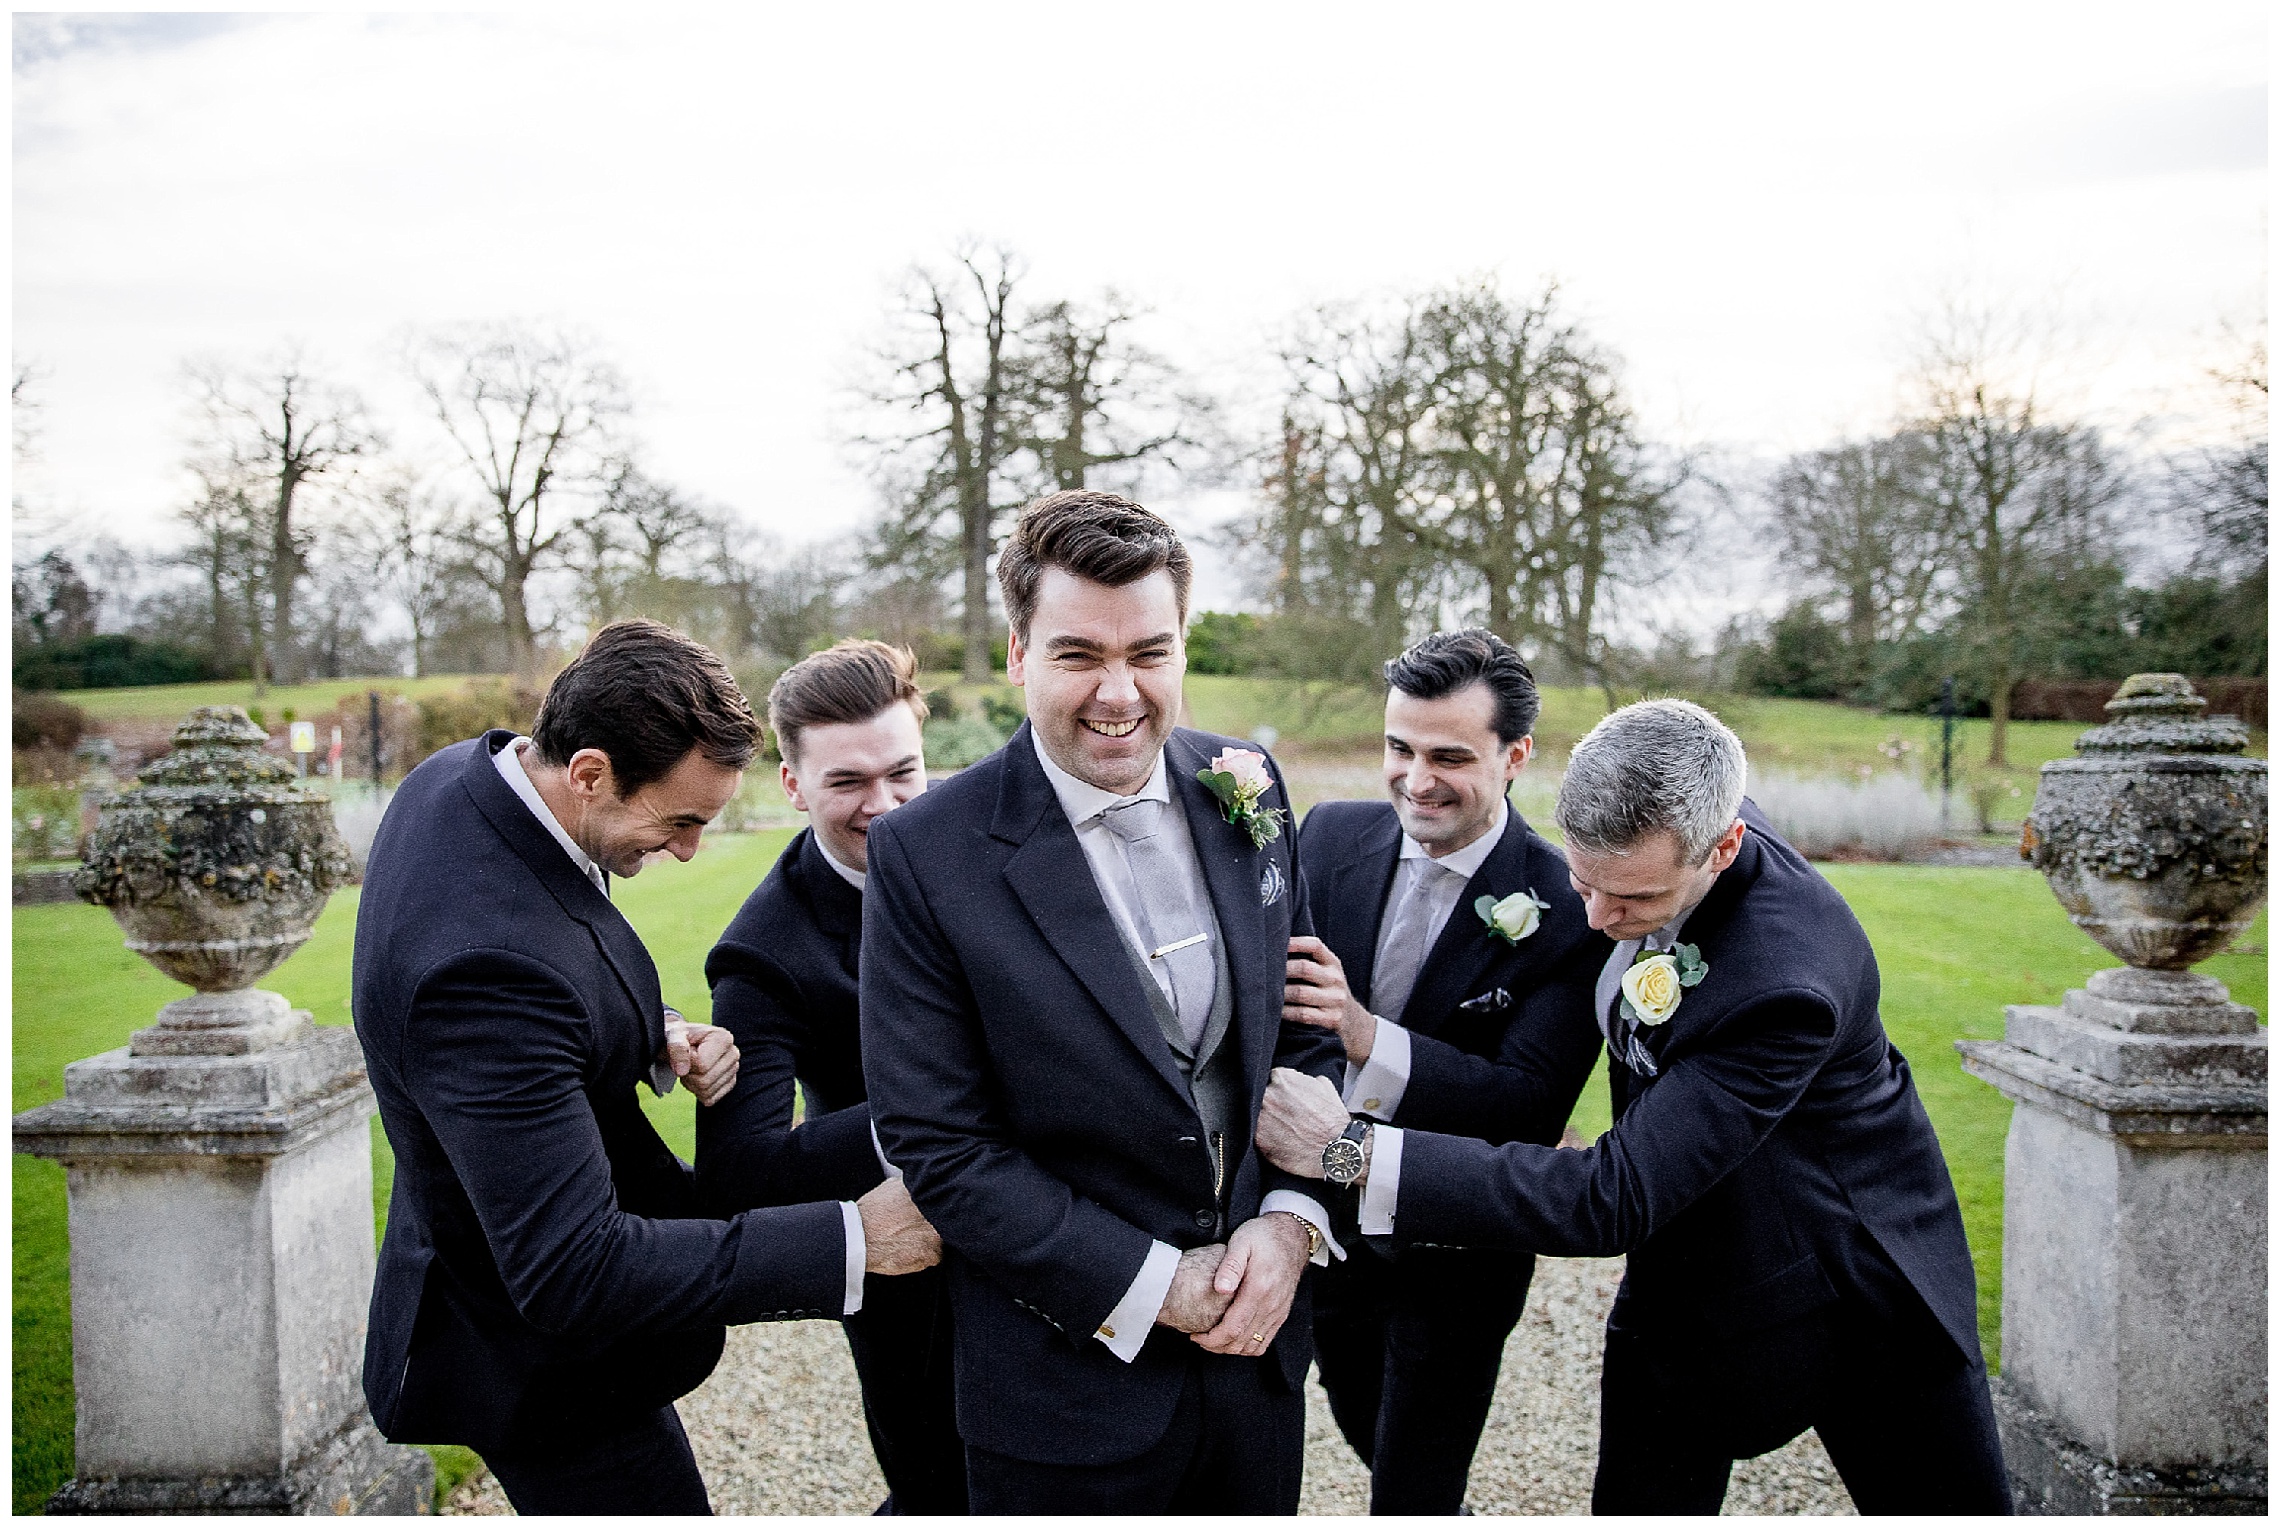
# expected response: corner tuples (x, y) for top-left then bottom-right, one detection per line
(1284, 936), (1377, 1064)
(663, 1013), (740, 1107)
(1155, 1244), (1233, 1333)
(856, 1177), (941, 1275)
(1192, 1212), (1309, 1355)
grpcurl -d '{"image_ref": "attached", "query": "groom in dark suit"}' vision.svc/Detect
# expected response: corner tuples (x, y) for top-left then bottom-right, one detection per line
(1261, 698), (2011, 1514)
(354, 620), (938, 1515)
(861, 490), (1345, 1513)
(1283, 629), (1607, 1513)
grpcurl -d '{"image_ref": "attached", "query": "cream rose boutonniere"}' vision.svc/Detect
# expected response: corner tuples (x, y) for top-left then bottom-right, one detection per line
(1619, 942), (1707, 1027)
(1473, 889), (1550, 945)
(1197, 748), (1289, 849)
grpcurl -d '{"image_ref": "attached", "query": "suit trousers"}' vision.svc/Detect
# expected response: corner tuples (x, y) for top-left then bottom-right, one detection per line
(1591, 1298), (2011, 1515)
(964, 1346), (1304, 1515)
(1312, 1238), (1535, 1513)
(842, 1266), (968, 1514)
(483, 1403), (711, 1515)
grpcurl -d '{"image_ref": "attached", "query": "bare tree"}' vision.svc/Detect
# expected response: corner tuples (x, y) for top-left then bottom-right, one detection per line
(1019, 296), (1194, 493)
(1766, 432), (1946, 686)
(351, 477), (481, 679)
(412, 323), (629, 674)
(861, 247), (1031, 682)
(188, 353), (380, 685)
(2173, 326), (2268, 579)
(172, 466), (272, 687)
(1279, 300), (1444, 646)
(1908, 312), (2125, 764)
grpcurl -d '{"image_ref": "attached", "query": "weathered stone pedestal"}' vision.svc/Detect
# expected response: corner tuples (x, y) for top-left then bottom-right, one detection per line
(12, 994), (433, 1514)
(1961, 967), (2266, 1513)
(1959, 674), (2268, 1514)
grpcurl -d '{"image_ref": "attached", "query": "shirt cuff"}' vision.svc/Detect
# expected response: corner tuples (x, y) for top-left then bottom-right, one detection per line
(839, 1200), (866, 1316)
(1358, 1126), (1403, 1236)
(1259, 1188), (1344, 1264)
(869, 1118), (903, 1181)
(649, 1010), (684, 1097)
(1097, 1240), (1180, 1363)
(1340, 1018), (1412, 1120)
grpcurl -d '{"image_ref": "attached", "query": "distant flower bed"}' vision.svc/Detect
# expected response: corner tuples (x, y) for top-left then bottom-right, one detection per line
(1750, 771), (1945, 862)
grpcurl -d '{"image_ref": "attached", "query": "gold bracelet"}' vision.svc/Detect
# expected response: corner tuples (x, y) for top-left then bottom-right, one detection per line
(1271, 1209), (1324, 1260)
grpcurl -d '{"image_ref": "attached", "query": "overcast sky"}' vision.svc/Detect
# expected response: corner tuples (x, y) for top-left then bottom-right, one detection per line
(11, 4), (2268, 617)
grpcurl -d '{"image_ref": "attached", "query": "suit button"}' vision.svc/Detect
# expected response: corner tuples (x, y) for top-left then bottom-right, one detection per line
(1193, 1209), (1215, 1230)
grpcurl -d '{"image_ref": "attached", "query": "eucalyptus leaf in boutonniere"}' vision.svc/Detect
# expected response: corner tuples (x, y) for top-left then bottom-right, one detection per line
(1196, 748), (1288, 850)
(1620, 942), (1707, 1027)
(1473, 889), (1550, 945)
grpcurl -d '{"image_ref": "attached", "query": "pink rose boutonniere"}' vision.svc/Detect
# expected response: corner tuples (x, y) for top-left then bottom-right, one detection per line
(1197, 748), (1289, 850)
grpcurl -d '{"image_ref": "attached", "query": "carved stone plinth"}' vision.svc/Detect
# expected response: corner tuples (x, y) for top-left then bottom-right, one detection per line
(12, 1020), (432, 1515)
(1961, 968), (2266, 1514)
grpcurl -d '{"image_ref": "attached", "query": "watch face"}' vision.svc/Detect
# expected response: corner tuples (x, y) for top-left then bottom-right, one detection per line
(1323, 1136), (1365, 1186)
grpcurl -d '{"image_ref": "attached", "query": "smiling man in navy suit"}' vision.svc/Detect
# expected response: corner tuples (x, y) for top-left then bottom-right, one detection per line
(697, 639), (965, 1514)
(860, 490), (1344, 1513)
(1281, 629), (1607, 1513)
(353, 621), (939, 1515)
(1261, 698), (2010, 1514)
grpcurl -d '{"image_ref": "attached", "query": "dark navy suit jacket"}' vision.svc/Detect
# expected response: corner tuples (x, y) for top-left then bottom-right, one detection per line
(860, 723), (1343, 1466)
(1299, 798), (1609, 1148)
(353, 732), (848, 1455)
(1394, 801), (1983, 1366)
(696, 828), (887, 1213)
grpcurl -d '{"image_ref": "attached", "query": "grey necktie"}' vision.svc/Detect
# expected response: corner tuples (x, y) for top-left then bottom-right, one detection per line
(1370, 858), (1457, 1023)
(1597, 930), (1672, 1076)
(1099, 797), (1215, 1050)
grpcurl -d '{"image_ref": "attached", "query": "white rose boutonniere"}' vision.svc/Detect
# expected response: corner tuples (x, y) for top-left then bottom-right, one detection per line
(1197, 748), (1289, 849)
(1620, 943), (1707, 1027)
(1473, 889), (1550, 946)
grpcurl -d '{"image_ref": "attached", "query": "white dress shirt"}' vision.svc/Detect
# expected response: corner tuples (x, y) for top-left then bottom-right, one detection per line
(1359, 899), (1697, 1240)
(1342, 806), (1511, 1121)
(1030, 731), (1338, 1363)
(494, 737), (867, 1315)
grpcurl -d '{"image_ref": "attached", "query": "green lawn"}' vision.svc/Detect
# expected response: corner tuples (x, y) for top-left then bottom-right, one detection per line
(11, 827), (2266, 1508)
(48, 673), (486, 722)
(9, 829), (795, 1514)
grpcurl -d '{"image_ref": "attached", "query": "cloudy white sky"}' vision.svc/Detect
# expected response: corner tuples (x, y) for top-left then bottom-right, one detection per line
(10, 5), (2268, 616)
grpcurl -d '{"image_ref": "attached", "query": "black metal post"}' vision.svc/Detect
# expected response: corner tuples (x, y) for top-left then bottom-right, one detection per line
(1940, 675), (1956, 831)
(368, 691), (384, 787)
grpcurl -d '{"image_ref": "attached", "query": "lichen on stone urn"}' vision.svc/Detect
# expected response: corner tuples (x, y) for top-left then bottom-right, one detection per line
(74, 705), (355, 992)
(2024, 673), (2267, 970)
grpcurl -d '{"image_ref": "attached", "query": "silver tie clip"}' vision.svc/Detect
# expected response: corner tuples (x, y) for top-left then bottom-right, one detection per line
(1151, 932), (1208, 959)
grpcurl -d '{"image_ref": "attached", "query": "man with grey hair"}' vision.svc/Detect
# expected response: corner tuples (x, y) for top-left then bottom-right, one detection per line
(1260, 698), (2010, 1513)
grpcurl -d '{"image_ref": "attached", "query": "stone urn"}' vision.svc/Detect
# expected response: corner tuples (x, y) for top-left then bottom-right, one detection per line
(2022, 672), (2267, 971)
(75, 706), (353, 1048)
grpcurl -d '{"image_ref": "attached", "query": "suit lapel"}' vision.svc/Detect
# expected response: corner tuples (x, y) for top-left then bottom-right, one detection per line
(792, 829), (865, 970)
(994, 725), (1193, 1102)
(1324, 807), (1403, 1011)
(1401, 806), (1562, 1035)
(460, 731), (667, 1059)
(1636, 831), (1761, 1068)
(1166, 731), (1276, 1091)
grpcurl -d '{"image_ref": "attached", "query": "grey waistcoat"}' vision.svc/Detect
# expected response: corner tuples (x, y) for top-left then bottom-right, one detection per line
(1113, 907), (1241, 1236)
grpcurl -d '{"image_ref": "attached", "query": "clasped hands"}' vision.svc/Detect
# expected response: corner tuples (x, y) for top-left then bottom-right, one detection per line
(1154, 1212), (1312, 1356)
(661, 1011), (740, 1106)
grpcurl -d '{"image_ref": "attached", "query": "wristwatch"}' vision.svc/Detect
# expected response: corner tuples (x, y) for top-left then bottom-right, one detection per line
(1322, 1118), (1371, 1188)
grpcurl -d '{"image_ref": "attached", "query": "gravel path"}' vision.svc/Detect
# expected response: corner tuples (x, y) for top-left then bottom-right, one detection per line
(444, 1256), (1852, 1515)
